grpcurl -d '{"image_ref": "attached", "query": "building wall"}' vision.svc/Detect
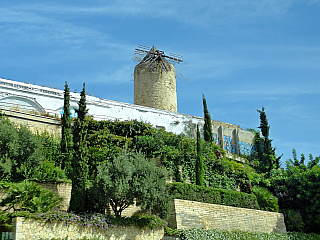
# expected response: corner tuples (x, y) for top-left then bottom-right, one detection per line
(134, 62), (177, 112)
(3, 109), (61, 136)
(0, 78), (255, 156)
(13, 217), (164, 240)
(168, 199), (286, 233)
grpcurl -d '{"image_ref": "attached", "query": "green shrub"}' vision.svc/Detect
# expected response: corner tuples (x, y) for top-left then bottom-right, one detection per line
(167, 182), (259, 210)
(166, 228), (320, 240)
(0, 180), (63, 213)
(221, 190), (259, 209)
(282, 208), (305, 232)
(251, 186), (279, 212)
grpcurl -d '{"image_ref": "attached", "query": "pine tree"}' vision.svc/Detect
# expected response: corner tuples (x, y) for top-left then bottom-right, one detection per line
(195, 125), (204, 186)
(61, 81), (73, 177)
(69, 83), (89, 213)
(203, 94), (213, 142)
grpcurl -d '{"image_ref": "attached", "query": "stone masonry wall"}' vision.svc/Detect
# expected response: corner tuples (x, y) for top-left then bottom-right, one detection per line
(37, 182), (72, 211)
(3, 109), (61, 136)
(134, 62), (177, 112)
(13, 217), (164, 240)
(168, 199), (286, 233)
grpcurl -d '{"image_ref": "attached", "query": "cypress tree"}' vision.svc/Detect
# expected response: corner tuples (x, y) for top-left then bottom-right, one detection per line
(256, 107), (281, 172)
(69, 83), (89, 213)
(203, 94), (213, 142)
(61, 81), (73, 177)
(195, 125), (204, 186)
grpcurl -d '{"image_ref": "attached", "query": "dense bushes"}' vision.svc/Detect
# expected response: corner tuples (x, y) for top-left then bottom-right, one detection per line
(269, 158), (320, 233)
(0, 180), (63, 213)
(167, 228), (320, 240)
(87, 119), (255, 193)
(251, 186), (279, 212)
(167, 182), (259, 210)
(0, 116), (66, 183)
(281, 208), (305, 232)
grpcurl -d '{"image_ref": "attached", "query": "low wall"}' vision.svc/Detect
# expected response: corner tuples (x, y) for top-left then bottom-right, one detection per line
(168, 199), (286, 233)
(13, 217), (164, 240)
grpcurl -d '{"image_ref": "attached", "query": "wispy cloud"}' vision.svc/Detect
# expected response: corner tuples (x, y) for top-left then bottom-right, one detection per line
(7, 0), (299, 27)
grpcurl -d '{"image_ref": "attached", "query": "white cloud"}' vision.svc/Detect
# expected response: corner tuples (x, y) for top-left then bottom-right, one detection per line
(6, 0), (298, 27)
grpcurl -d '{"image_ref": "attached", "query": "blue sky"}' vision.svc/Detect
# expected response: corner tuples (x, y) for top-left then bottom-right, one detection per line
(1, 0), (320, 164)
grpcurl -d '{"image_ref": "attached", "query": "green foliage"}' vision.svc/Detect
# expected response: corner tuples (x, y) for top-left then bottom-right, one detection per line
(85, 119), (255, 193)
(70, 83), (89, 213)
(195, 125), (204, 186)
(268, 151), (320, 233)
(251, 186), (279, 212)
(4, 210), (166, 231)
(202, 94), (213, 142)
(93, 149), (169, 217)
(281, 209), (305, 232)
(167, 182), (259, 210)
(166, 228), (320, 240)
(255, 107), (281, 173)
(61, 81), (73, 177)
(0, 180), (63, 213)
(0, 116), (66, 182)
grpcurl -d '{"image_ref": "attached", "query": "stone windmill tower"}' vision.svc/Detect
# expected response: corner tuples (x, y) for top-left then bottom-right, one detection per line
(134, 45), (183, 113)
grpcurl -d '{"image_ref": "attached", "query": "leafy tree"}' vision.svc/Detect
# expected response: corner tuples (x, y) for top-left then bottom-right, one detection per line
(269, 150), (320, 233)
(0, 114), (66, 182)
(94, 149), (168, 217)
(307, 154), (319, 169)
(0, 116), (45, 181)
(69, 83), (89, 213)
(202, 94), (213, 142)
(256, 107), (281, 172)
(195, 125), (204, 186)
(61, 81), (73, 177)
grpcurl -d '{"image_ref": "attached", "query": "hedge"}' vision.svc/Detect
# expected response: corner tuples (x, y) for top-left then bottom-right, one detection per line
(167, 182), (259, 210)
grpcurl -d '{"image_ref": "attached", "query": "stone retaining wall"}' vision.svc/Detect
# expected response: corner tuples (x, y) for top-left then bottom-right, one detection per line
(168, 199), (286, 233)
(13, 217), (164, 240)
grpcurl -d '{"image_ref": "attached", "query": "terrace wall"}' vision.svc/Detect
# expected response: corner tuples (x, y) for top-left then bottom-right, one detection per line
(168, 199), (286, 233)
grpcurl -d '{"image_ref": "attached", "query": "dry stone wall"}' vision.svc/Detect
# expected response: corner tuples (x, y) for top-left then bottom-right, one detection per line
(168, 199), (286, 233)
(13, 217), (164, 240)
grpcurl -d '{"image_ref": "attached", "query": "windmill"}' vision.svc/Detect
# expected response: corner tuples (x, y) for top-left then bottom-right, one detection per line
(133, 45), (181, 113)
(134, 45), (183, 72)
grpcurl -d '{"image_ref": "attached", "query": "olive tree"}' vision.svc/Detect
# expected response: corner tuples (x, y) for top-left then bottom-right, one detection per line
(94, 150), (168, 217)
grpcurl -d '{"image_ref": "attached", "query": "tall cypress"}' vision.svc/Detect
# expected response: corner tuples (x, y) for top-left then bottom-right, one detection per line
(203, 94), (213, 142)
(196, 125), (204, 186)
(69, 83), (89, 213)
(256, 107), (281, 172)
(61, 81), (73, 177)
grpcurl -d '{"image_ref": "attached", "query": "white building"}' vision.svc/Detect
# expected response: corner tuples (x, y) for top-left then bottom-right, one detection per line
(0, 78), (255, 156)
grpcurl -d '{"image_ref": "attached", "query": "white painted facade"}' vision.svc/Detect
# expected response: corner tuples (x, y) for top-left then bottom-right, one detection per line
(0, 78), (203, 134)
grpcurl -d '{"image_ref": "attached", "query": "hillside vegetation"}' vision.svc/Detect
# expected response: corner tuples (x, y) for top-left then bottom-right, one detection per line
(0, 95), (320, 236)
